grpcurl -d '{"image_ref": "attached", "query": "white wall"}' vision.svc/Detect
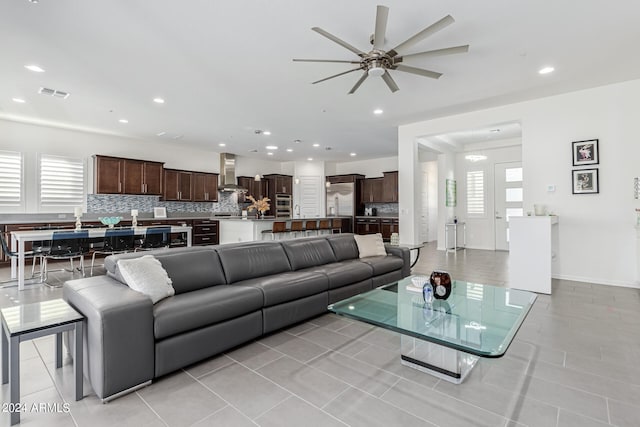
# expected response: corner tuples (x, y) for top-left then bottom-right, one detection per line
(399, 78), (640, 287)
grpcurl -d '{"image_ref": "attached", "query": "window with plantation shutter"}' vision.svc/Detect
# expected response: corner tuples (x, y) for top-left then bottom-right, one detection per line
(0, 151), (23, 208)
(466, 170), (485, 217)
(39, 154), (85, 208)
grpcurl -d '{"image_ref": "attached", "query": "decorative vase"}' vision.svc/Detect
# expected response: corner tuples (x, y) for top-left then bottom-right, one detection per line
(430, 270), (452, 300)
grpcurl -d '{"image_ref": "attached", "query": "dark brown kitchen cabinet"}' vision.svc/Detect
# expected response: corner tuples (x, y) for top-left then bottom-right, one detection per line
(123, 159), (163, 195)
(193, 173), (218, 202)
(326, 174), (365, 184)
(94, 155), (163, 195)
(263, 174), (293, 194)
(360, 178), (384, 203)
(380, 218), (399, 240)
(237, 176), (267, 203)
(192, 219), (219, 246)
(382, 171), (398, 202)
(356, 217), (381, 235)
(164, 169), (193, 201)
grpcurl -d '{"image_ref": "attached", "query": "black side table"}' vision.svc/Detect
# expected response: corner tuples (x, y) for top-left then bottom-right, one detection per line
(1, 299), (84, 425)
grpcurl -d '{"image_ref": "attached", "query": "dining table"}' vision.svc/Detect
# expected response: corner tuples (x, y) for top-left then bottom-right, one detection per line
(10, 225), (192, 291)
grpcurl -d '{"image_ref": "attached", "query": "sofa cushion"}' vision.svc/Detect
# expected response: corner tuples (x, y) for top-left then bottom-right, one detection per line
(117, 255), (175, 304)
(281, 238), (337, 270)
(359, 255), (405, 276)
(327, 234), (360, 261)
(153, 285), (264, 339)
(353, 233), (387, 258)
(216, 241), (291, 283)
(154, 250), (227, 294)
(312, 259), (373, 289)
(236, 271), (328, 307)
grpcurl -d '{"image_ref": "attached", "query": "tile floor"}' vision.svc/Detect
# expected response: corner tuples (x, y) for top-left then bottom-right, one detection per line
(1, 244), (640, 426)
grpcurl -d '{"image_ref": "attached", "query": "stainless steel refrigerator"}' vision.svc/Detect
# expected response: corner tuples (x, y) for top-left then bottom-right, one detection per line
(326, 182), (355, 217)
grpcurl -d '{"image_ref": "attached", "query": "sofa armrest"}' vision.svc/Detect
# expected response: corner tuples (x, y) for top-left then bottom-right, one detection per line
(384, 244), (411, 277)
(63, 275), (155, 400)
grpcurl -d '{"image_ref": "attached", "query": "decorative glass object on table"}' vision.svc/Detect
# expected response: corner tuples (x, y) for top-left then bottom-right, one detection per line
(99, 216), (122, 228)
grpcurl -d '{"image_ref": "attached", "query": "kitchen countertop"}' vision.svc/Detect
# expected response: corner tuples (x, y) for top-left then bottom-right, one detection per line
(355, 215), (399, 219)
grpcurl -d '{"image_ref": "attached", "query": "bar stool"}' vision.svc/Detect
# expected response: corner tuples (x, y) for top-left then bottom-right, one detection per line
(331, 218), (343, 234)
(289, 220), (304, 238)
(318, 219), (332, 235)
(90, 227), (135, 275)
(304, 220), (318, 236)
(135, 226), (171, 251)
(262, 221), (288, 240)
(43, 230), (90, 285)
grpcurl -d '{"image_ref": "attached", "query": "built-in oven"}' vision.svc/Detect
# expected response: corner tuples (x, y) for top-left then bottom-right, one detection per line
(275, 194), (292, 218)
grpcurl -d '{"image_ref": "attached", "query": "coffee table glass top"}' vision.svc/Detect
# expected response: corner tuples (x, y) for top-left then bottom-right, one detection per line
(328, 276), (537, 357)
(1, 299), (83, 336)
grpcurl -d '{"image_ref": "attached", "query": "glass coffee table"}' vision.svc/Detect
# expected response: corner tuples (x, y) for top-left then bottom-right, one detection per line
(329, 276), (536, 384)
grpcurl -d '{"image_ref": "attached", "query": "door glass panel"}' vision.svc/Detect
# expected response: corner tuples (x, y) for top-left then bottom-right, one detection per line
(505, 208), (524, 221)
(505, 167), (523, 182)
(505, 188), (523, 202)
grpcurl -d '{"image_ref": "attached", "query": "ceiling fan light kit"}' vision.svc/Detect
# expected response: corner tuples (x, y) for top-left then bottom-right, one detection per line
(293, 5), (469, 94)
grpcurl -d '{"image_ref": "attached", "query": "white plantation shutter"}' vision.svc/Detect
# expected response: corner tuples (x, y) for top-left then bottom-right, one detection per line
(466, 170), (485, 217)
(0, 151), (23, 208)
(39, 154), (85, 208)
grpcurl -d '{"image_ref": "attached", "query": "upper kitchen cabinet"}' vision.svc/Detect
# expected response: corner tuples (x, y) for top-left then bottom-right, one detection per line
(237, 176), (266, 202)
(360, 177), (384, 203)
(382, 171), (398, 202)
(193, 172), (219, 202)
(94, 155), (164, 195)
(263, 174), (292, 194)
(326, 174), (365, 184)
(164, 169), (193, 201)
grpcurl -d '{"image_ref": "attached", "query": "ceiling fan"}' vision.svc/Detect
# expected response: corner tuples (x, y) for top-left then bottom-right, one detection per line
(293, 5), (469, 94)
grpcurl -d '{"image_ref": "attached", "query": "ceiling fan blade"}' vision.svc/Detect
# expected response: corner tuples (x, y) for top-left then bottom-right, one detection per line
(388, 15), (455, 57)
(373, 5), (389, 50)
(312, 67), (363, 84)
(398, 45), (469, 61)
(394, 64), (442, 79)
(381, 71), (400, 93)
(293, 59), (361, 64)
(348, 72), (369, 94)
(312, 27), (365, 57)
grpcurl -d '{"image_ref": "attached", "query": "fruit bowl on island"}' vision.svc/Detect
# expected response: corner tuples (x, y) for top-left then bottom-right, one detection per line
(99, 216), (122, 228)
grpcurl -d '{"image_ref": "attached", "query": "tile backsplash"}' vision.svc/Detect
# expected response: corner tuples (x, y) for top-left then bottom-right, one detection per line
(87, 192), (240, 214)
(364, 202), (399, 215)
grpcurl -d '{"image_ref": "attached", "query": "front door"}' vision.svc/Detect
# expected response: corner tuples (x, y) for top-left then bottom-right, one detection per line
(494, 162), (523, 251)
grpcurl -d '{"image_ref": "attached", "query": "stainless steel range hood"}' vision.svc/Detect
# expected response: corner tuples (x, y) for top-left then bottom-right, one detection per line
(218, 153), (248, 192)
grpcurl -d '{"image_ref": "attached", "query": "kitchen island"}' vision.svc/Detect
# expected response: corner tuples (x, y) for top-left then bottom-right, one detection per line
(218, 217), (351, 244)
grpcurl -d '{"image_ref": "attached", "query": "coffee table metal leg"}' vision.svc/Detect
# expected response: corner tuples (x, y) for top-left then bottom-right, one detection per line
(74, 321), (83, 401)
(55, 332), (63, 368)
(9, 335), (20, 425)
(1, 327), (8, 384)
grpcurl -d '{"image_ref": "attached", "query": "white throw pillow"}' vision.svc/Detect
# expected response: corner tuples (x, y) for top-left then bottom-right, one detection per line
(353, 233), (387, 258)
(116, 255), (175, 304)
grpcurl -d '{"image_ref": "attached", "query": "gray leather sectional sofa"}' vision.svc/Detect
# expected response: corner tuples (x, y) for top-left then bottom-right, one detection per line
(63, 234), (410, 401)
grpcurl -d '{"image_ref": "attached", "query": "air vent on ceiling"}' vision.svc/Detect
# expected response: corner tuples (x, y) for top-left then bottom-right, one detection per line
(38, 87), (70, 99)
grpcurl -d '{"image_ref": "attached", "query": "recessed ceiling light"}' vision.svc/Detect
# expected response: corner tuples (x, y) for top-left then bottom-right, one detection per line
(12, 98), (26, 103)
(465, 154), (487, 162)
(312, 143), (320, 147)
(263, 131), (272, 136)
(172, 134), (183, 140)
(118, 119), (128, 124)
(265, 145), (278, 150)
(307, 157), (313, 161)
(286, 148), (293, 152)
(350, 152), (357, 157)
(267, 152), (274, 156)
(24, 64), (44, 72)
(538, 66), (555, 75)
(373, 108), (384, 115)
(153, 97), (165, 104)
(156, 131), (166, 136)
(490, 129), (501, 133)
(219, 143), (226, 147)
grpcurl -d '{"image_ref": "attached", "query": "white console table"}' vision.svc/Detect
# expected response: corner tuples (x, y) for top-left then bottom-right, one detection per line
(445, 222), (466, 252)
(508, 216), (558, 294)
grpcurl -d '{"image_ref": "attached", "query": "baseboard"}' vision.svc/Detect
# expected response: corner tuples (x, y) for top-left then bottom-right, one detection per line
(552, 274), (640, 289)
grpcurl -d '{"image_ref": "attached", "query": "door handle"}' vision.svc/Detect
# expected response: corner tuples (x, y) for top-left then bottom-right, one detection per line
(495, 216), (503, 219)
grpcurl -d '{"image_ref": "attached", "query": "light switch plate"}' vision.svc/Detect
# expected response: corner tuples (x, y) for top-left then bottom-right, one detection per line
(547, 185), (556, 192)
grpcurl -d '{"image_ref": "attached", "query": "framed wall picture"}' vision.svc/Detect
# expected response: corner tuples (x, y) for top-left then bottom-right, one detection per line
(572, 169), (599, 194)
(572, 139), (599, 166)
(153, 206), (167, 218)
